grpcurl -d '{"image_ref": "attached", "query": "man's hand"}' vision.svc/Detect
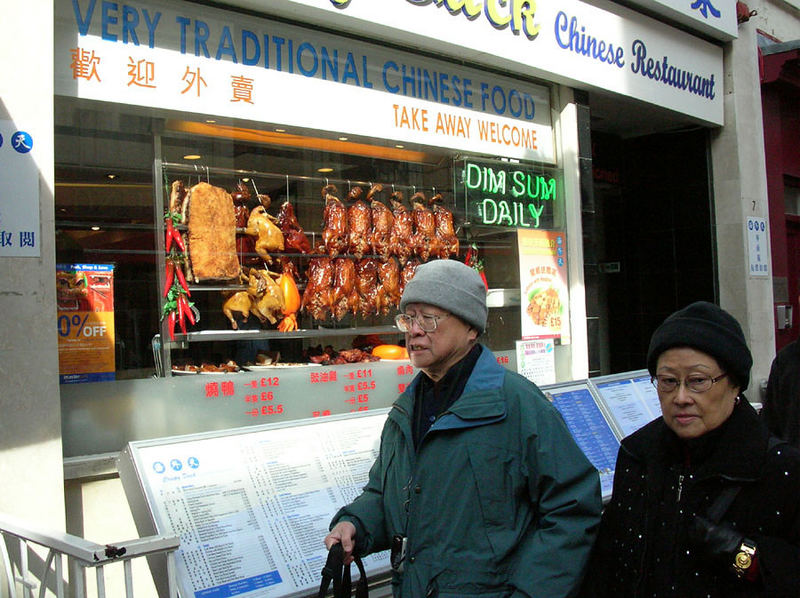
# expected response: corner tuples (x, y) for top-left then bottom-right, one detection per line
(324, 521), (357, 564)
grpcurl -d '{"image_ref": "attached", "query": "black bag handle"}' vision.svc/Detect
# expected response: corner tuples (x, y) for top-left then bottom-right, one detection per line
(318, 543), (369, 598)
(706, 436), (786, 523)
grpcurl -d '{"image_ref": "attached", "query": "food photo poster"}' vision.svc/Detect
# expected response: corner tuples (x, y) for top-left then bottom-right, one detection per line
(517, 229), (569, 343)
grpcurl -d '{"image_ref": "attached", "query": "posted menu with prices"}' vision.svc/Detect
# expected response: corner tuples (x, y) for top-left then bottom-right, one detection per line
(544, 384), (620, 500)
(187, 361), (416, 424)
(129, 412), (391, 598)
(593, 375), (662, 438)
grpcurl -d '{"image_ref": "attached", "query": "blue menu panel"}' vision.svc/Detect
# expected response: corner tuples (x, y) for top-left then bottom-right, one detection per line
(545, 384), (620, 500)
(594, 376), (661, 438)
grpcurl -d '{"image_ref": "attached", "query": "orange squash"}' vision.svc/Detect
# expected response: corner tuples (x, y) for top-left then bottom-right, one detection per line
(277, 266), (301, 332)
(372, 344), (409, 360)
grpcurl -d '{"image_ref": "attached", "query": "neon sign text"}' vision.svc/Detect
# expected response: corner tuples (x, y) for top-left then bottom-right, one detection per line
(464, 163), (558, 229)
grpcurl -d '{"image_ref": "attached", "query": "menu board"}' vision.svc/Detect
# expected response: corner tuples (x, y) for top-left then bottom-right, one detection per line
(592, 373), (662, 438)
(543, 383), (619, 501)
(119, 411), (392, 598)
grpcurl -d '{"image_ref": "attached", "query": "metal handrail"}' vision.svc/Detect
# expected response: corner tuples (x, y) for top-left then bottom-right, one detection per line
(0, 513), (179, 598)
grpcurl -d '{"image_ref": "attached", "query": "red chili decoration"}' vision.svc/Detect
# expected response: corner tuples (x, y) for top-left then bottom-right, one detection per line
(167, 311), (176, 341)
(165, 218), (174, 253)
(177, 298), (187, 335)
(172, 228), (186, 252)
(174, 265), (191, 296)
(179, 294), (196, 325)
(163, 261), (175, 298)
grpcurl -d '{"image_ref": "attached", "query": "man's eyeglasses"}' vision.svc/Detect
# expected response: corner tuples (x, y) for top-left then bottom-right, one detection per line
(394, 313), (450, 333)
(651, 373), (728, 393)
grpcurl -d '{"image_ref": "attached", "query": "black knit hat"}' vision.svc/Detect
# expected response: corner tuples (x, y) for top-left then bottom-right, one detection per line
(646, 301), (752, 391)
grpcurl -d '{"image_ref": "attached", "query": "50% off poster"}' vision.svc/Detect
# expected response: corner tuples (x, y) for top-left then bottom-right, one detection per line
(56, 264), (116, 383)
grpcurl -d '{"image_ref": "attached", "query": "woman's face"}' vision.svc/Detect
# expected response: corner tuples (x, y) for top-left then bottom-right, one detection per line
(403, 302), (477, 382)
(655, 347), (740, 439)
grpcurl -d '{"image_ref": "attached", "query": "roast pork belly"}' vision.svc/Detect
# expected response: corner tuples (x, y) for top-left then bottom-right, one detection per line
(186, 182), (240, 282)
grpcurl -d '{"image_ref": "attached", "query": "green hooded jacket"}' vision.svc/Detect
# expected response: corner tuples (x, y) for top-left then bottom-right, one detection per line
(332, 346), (601, 597)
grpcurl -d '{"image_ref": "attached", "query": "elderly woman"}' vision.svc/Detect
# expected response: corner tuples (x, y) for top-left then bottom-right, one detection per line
(581, 301), (800, 597)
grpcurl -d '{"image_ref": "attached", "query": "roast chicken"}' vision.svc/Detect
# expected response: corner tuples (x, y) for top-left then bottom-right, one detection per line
(388, 191), (414, 264)
(346, 186), (372, 259)
(245, 202), (285, 264)
(277, 199), (312, 254)
(248, 268), (285, 325)
(221, 268), (284, 329)
(321, 185), (348, 257)
(368, 184), (394, 261)
(431, 193), (459, 259)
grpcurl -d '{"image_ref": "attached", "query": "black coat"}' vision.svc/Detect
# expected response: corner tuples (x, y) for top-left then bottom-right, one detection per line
(580, 399), (800, 597)
(763, 339), (800, 449)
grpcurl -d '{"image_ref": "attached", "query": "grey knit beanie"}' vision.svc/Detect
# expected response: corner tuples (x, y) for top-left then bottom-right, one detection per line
(646, 301), (752, 391)
(399, 260), (488, 333)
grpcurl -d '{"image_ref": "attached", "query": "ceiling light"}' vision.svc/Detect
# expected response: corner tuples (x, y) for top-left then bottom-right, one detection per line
(338, 136), (348, 141)
(205, 119), (216, 124)
(183, 154), (201, 160)
(91, 226), (101, 231)
(275, 128), (286, 133)
(318, 167), (334, 173)
(395, 144), (404, 149)
(106, 173), (117, 179)
(242, 178), (250, 183)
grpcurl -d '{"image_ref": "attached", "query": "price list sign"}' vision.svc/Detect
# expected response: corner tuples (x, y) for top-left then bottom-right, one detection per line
(189, 361), (417, 425)
(544, 383), (620, 500)
(123, 412), (392, 598)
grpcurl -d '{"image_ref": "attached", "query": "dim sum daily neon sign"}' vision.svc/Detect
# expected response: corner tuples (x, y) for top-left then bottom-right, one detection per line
(463, 161), (560, 229)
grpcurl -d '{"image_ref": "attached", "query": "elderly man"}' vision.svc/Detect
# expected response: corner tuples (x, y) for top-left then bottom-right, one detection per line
(325, 259), (601, 597)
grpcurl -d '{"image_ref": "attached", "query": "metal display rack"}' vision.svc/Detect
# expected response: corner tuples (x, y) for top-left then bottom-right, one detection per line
(152, 147), (453, 375)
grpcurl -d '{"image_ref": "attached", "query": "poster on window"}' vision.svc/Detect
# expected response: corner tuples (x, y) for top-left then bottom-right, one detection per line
(517, 229), (569, 342)
(56, 263), (116, 384)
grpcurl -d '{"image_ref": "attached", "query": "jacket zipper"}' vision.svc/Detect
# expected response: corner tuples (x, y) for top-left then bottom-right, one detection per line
(677, 473), (684, 502)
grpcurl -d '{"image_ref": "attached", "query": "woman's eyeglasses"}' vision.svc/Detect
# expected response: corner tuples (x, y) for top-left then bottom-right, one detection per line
(651, 373), (728, 393)
(394, 313), (450, 333)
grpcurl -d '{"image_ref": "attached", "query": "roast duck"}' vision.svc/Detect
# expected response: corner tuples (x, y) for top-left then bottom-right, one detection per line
(388, 191), (414, 264)
(410, 191), (443, 263)
(346, 186), (372, 259)
(368, 184), (394, 261)
(321, 185), (348, 257)
(277, 199), (312, 254)
(431, 193), (459, 259)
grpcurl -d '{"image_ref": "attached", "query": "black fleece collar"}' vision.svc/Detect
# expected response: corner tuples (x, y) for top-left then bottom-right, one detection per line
(623, 398), (770, 482)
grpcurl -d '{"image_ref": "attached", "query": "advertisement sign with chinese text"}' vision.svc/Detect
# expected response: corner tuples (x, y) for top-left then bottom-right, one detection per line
(517, 230), (569, 342)
(57, 263), (116, 384)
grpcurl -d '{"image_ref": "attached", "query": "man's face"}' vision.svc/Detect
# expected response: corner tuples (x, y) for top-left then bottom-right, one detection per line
(402, 302), (478, 381)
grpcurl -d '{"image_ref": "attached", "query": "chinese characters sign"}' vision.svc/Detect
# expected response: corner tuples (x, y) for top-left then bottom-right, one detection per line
(57, 264), (116, 384)
(0, 121), (39, 257)
(55, 0), (554, 162)
(459, 159), (562, 230)
(517, 229), (569, 342)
